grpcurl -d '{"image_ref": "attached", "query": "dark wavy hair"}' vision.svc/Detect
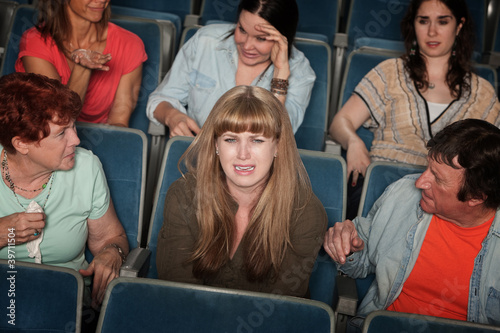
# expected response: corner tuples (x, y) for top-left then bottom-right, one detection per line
(0, 72), (81, 153)
(235, 0), (299, 57)
(400, 0), (474, 98)
(36, 0), (111, 57)
(427, 119), (500, 210)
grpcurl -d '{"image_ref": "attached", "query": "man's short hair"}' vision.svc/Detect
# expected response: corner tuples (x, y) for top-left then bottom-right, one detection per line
(427, 119), (500, 209)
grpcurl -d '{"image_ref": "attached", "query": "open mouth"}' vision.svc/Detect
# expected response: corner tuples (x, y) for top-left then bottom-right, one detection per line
(235, 166), (255, 171)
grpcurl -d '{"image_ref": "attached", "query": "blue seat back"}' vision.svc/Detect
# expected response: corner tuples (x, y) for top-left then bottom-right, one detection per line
(299, 149), (346, 306)
(0, 4), (36, 76)
(111, 6), (181, 50)
(339, 49), (392, 150)
(98, 277), (334, 333)
(0, 0), (19, 49)
(199, 0), (338, 44)
(466, 0), (487, 58)
(475, 64), (498, 91)
(110, 18), (162, 138)
(109, 0), (193, 24)
(77, 123), (147, 257)
(147, 137), (345, 306)
(363, 310), (500, 333)
(295, 0), (340, 45)
(199, 0), (236, 25)
(0, 259), (83, 332)
(346, 0), (410, 53)
(147, 137), (192, 278)
(359, 161), (426, 218)
(294, 38), (331, 151)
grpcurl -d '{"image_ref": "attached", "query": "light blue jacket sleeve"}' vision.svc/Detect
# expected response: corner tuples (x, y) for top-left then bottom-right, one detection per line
(283, 47), (315, 132)
(146, 31), (198, 125)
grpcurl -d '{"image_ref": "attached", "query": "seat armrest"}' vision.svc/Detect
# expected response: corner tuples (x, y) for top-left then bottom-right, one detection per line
(333, 33), (348, 48)
(184, 14), (200, 27)
(335, 274), (358, 316)
(483, 52), (500, 68)
(148, 121), (166, 136)
(119, 247), (151, 277)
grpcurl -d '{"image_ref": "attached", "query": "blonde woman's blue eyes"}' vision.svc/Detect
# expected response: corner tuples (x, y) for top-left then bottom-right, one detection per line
(223, 138), (265, 143)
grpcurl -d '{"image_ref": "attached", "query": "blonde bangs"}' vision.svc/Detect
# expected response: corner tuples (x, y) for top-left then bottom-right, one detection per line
(213, 92), (281, 139)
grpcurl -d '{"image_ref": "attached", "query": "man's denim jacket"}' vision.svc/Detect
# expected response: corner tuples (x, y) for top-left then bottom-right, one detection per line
(340, 174), (500, 325)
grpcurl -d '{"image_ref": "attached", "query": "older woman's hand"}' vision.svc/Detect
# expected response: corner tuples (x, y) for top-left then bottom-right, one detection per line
(71, 49), (112, 71)
(0, 212), (45, 248)
(79, 246), (123, 309)
(256, 24), (290, 78)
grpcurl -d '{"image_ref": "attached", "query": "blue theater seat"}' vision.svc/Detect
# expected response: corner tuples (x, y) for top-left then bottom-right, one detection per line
(0, 0), (19, 52)
(0, 259), (84, 332)
(76, 123), (148, 271)
(198, 0), (340, 44)
(97, 277), (334, 333)
(358, 161), (425, 218)
(363, 310), (500, 333)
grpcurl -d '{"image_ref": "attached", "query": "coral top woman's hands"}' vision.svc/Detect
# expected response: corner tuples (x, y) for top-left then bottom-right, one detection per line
(71, 49), (112, 71)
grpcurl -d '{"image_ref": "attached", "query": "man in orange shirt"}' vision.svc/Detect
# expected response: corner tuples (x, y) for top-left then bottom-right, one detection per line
(324, 119), (500, 329)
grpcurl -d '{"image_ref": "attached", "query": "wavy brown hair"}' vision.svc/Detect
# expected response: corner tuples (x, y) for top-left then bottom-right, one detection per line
(180, 86), (312, 282)
(36, 0), (111, 57)
(400, 0), (474, 98)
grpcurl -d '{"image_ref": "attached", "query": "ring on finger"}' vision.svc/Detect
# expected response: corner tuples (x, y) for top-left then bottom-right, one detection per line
(34, 230), (40, 236)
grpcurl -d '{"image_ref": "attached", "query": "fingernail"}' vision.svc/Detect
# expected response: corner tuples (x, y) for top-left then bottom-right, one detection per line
(352, 182), (356, 187)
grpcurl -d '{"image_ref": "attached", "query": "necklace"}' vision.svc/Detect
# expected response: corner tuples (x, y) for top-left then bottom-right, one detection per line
(428, 82), (435, 89)
(2, 151), (51, 192)
(1, 151), (55, 209)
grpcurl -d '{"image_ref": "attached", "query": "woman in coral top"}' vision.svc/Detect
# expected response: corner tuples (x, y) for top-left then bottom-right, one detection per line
(15, 0), (147, 127)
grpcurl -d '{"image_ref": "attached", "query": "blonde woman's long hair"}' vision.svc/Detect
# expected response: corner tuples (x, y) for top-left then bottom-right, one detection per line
(180, 86), (312, 282)
(36, 0), (111, 57)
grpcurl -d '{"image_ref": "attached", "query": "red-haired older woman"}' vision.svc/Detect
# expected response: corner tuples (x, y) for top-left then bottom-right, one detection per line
(0, 73), (128, 310)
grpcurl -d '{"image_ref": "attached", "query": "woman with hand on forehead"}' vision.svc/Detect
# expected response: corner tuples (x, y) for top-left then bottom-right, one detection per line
(156, 86), (327, 297)
(147, 0), (315, 137)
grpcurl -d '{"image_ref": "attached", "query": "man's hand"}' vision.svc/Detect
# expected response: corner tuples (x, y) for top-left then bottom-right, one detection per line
(323, 219), (364, 264)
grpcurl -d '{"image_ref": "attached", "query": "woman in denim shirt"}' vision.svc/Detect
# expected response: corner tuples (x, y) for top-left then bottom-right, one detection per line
(147, 0), (315, 137)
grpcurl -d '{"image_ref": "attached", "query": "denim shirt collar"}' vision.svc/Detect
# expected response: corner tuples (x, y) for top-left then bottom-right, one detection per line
(488, 208), (500, 238)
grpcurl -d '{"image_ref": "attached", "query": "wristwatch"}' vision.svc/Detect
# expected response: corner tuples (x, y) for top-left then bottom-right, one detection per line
(102, 243), (126, 264)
